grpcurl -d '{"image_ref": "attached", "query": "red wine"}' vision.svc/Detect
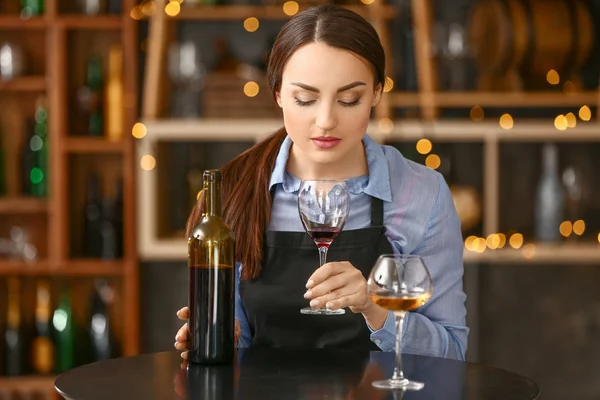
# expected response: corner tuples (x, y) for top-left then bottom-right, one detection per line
(188, 264), (234, 364)
(307, 228), (341, 248)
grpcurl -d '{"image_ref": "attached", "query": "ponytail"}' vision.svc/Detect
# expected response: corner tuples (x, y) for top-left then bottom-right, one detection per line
(185, 128), (288, 280)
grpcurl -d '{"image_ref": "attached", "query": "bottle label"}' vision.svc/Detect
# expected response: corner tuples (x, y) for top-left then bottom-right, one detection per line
(33, 337), (54, 373)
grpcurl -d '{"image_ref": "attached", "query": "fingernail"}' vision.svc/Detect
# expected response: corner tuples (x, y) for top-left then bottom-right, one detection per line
(306, 280), (314, 289)
(175, 335), (179, 341)
(310, 299), (320, 307)
(326, 302), (333, 309)
(303, 290), (312, 299)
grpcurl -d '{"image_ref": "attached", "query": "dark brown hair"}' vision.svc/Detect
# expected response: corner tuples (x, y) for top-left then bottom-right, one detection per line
(186, 5), (386, 280)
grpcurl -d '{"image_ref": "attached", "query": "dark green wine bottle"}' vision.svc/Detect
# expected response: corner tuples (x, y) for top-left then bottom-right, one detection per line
(53, 283), (75, 373)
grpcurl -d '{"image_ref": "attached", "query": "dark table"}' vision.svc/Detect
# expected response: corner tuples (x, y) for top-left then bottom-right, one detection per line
(55, 348), (539, 400)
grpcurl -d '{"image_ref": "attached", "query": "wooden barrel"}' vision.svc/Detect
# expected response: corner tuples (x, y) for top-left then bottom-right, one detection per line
(468, 0), (595, 82)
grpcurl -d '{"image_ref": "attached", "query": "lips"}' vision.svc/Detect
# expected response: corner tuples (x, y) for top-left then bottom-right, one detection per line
(311, 136), (341, 150)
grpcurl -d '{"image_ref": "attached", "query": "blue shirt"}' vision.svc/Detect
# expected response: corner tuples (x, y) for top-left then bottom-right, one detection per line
(235, 134), (469, 360)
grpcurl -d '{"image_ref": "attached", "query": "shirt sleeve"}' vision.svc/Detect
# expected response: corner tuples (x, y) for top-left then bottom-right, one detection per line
(235, 262), (253, 348)
(369, 173), (469, 360)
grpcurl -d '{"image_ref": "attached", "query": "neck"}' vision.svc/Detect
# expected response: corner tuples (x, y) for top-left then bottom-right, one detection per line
(287, 141), (368, 180)
(203, 180), (222, 217)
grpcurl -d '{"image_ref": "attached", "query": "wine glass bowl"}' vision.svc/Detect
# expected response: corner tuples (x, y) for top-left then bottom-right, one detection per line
(298, 180), (350, 315)
(367, 254), (433, 391)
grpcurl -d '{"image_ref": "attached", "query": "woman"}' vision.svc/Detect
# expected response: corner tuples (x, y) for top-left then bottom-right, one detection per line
(174, 4), (468, 360)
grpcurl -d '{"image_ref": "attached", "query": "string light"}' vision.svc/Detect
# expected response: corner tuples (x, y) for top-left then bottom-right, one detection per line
(243, 17), (259, 32)
(464, 236), (477, 251)
(497, 233), (506, 248)
(130, 6), (143, 20)
(597, 233), (600, 243)
(546, 69), (560, 85)
(282, 1), (299, 16)
(486, 234), (500, 250)
(425, 154), (441, 170)
(565, 112), (577, 128)
(141, 1), (157, 16)
(165, 1), (180, 16)
(140, 155), (156, 171)
(554, 115), (567, 130)
(361, 0), (375, 4)
(573, 220), (585, 236)
(509, 233), (523, 249)
(473, 238), (486, 253)
(243, 81), (259, 97)
(383, 77), (394, 93)
(579, 105), (592, 121)
(559, 221), (572, 237)
(522, 244), (536, 259)
(132, 123), (147, 139)
(416, 139), (432, 155)
(470, 106), (484, 121)
(499, 114), (513, 129)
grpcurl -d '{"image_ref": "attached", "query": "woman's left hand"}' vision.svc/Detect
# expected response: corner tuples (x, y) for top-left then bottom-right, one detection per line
(303, 261), (372, 313)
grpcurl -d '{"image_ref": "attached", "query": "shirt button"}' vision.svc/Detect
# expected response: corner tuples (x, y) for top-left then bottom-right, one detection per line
(375, 340), (381, 344)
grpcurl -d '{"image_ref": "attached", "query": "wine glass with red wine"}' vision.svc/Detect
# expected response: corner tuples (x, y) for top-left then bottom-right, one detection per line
(298, 179), (350, 315)
(367, 254), (433, 391)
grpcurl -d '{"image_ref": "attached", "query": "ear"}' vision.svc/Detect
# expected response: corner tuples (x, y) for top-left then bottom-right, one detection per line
(372, 82), (383, 107)
(276, 91), (283, 108)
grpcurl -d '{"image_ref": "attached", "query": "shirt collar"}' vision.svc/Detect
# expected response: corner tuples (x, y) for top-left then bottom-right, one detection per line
(268, 134), (392, 202)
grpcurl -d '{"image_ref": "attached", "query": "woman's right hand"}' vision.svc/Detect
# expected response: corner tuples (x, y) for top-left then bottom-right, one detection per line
(174, 307), (240, 359)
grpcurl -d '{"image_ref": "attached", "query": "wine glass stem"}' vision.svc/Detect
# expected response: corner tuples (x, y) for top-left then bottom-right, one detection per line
(392, 313), (407, 383)
(318, 246), (328, 267)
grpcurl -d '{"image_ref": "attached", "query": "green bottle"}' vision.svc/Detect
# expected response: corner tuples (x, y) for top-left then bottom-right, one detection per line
(21, 0), (44, 16)
(85, 56), (104, 136)
(53, 283), (75, 373)
(30, 96), (48, 197)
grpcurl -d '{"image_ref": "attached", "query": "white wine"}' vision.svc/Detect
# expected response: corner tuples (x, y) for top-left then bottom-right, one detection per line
(370, 292), (431, 312)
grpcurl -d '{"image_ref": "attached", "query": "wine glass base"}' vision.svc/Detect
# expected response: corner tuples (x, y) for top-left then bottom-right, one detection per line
(372, 378), (424, 391)
(300, 307), (345, 315)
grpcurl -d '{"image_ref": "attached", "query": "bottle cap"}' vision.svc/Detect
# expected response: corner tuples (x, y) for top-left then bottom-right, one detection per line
(203, 169), (222, 181)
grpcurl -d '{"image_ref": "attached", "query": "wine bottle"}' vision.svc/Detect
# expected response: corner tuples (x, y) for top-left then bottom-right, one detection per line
(83, 173), (103, 258)
(21, 119), (35, 196)
(21, 0), (44, 16)
(534, 143), (565, 242)
(32, 279), (55, 374)
(31, 96), (48, 197)
(105, 45), (123, 142)
(77, 55), (104, 136)
(53, 282), (75, 373)
(188, 169), (235, 365)
(0, 131), (5, 196)
(89, 279), (115, 361)
(3, 277), (25, 376)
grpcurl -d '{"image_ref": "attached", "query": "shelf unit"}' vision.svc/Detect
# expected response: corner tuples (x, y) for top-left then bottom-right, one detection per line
(138, 0), (600, 264)
(0, 0), (139, 397)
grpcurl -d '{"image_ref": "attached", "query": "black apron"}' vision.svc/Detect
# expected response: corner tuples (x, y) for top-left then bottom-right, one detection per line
(240, 194), (394, 350)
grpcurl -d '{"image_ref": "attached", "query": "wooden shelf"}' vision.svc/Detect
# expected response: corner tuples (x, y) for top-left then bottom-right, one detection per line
(141, 118), (600, 142)
(464, 243), (600, 264)
(0, 259), (125, 275)
(389, 91), (599, 108)
(0, 375), (55, 393)
(0, 15), (48, 29)
(153, 4), (398, 20)
(64, 137), (127, 153)
(0, 197), (48, 213)
(57, 15), (122, 29)
(0, 76), (46, 92)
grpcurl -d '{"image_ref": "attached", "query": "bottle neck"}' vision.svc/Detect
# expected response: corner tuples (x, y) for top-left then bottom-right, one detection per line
(203, 180), (222, 217)
(542, 144), (558, 175)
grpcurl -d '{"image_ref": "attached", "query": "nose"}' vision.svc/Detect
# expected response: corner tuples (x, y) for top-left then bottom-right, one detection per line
(315, 102), (337, 132)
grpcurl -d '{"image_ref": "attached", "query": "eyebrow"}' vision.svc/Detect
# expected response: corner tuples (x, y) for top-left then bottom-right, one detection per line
(290, 81), (367, 93)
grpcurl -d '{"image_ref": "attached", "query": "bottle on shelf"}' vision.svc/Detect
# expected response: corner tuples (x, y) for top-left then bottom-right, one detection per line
(188, 169), (235, 365)
(3, 277), (25, 376)
(534, 143), (565, 243)
(31, 96), (48, 198)
(83, 173), (103, 258)
(105, 45), (124, 142)
(0, 131), (5, 196)
(20, 119), (35, 196)
(88, 279), (116, 362)
(77, 55), (104, 137)
(20, 0), (44, 17)
(53, 282), (75, 373)
(79, 0), (107, 15)
(32, 279), (55, 374)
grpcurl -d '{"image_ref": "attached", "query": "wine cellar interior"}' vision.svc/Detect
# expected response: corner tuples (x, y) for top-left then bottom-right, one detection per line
(1, 0), (600, 399)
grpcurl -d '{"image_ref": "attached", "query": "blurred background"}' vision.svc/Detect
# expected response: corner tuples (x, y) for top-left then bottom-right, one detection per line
(0, 0), (599, 398)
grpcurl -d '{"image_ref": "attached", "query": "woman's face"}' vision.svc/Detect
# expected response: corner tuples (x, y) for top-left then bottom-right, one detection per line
(276, 42), (382, 167)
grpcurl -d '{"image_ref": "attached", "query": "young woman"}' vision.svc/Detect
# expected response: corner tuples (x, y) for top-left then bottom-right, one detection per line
(174, 4), (468, 360)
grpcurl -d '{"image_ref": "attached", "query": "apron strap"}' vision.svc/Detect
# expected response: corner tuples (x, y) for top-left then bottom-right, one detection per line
(370, 197), (384, 227)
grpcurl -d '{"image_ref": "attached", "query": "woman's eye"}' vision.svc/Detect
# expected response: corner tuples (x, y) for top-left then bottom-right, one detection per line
(340, 99), (361, 107)
(294, 98), (315, 107)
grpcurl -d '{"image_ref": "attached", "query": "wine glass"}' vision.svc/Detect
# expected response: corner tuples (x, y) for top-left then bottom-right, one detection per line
(298, 180), (350, 316)
(367, 254), (433, 391)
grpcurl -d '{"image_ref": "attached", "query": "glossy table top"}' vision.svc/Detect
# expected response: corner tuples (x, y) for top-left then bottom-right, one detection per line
(55, 348), (539, 400)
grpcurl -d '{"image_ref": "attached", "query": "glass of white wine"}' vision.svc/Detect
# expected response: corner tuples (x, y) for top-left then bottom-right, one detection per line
(367, 254), (433, 391)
